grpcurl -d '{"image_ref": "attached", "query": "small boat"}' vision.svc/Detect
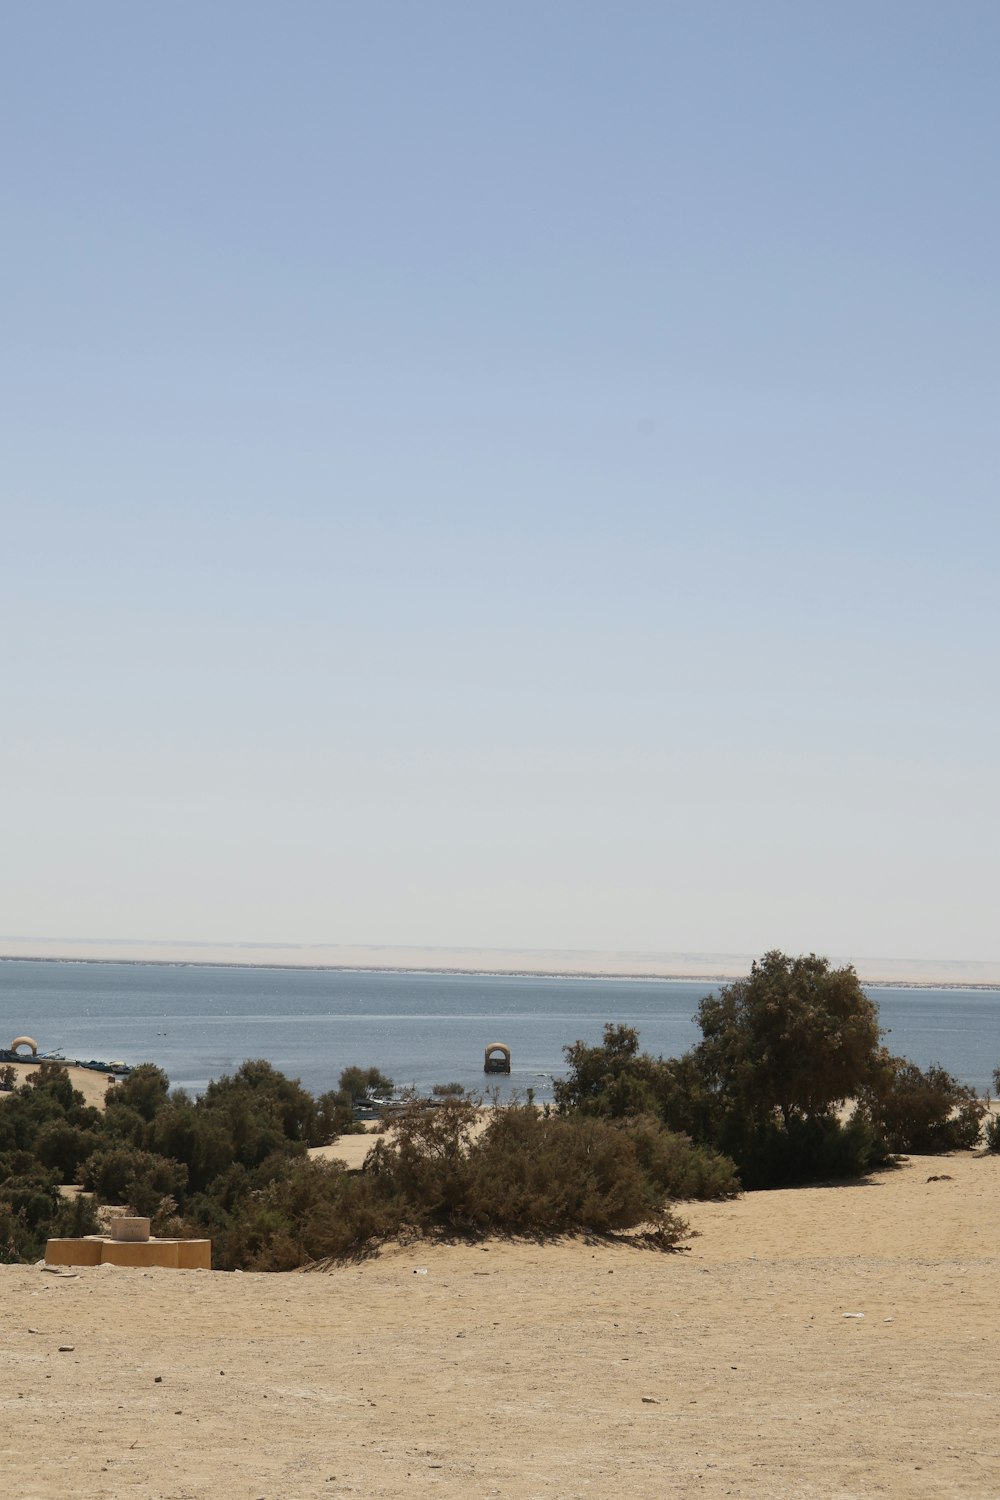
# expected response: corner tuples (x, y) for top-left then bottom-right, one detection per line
(484, 1042), (511, 1074)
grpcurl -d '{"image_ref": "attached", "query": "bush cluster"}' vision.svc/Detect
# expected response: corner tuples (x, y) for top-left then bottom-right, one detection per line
(856, 1056), (986, 1154)
(555, 951), (993, 1190)
(210, 1097), (737, 1270)
(986, 1068), (1000, 1153)
(0, 1058), (378, 1263)
(0, 1063), (103, 1259)
(0, 1057), (738, 1269)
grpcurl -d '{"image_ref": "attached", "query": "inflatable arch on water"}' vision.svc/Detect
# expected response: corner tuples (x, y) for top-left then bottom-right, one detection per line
(10, 1036), (38, 1056)
(484, 1042), (511, 1074)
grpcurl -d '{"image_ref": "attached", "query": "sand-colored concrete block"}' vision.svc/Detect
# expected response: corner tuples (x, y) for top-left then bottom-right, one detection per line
(175, 1239), (212, 1270)
(110, 1217), (151, 1242)
(100, 1239), (181, 1267)
(45, 1238), (102, 1267)
(45, 1236), (212, 1270)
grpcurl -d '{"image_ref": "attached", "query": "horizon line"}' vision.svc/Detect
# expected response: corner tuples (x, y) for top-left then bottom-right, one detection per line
(1, 937), (999, 989)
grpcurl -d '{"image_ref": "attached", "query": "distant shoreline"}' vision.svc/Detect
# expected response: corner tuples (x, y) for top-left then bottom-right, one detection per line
(2, 951), (999, 991)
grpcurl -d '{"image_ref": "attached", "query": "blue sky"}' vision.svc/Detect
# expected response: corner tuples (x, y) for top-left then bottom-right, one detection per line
(3, 2), (998, 960)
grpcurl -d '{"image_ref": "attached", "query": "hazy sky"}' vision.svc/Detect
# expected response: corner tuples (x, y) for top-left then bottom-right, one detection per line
(3, 2), (998, 961)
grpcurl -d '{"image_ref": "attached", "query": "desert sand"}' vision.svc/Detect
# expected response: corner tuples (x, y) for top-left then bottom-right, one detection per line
(2, 1151), (999, 1499)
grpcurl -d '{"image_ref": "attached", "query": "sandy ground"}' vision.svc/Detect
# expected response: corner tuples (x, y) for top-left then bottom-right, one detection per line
(2, 1152), (998, 1500)
(308, 1117), (472, 1171)
(310, 1127), (383, 1170)
(1, 1059), (114, 1109)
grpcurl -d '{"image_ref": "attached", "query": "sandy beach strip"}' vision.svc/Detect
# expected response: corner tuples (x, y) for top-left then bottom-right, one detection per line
(1, 1150), (998, 1499)
(1, 1059), (114, 1110)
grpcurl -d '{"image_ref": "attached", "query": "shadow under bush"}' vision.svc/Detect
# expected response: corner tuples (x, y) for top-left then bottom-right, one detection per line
(716, 1111), (887, 1192)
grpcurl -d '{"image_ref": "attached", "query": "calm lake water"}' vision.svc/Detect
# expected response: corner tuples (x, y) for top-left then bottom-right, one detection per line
(1, 960), (998, 1101)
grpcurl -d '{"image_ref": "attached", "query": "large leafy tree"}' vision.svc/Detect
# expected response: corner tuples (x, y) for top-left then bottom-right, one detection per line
(694, 949), (881, 1126)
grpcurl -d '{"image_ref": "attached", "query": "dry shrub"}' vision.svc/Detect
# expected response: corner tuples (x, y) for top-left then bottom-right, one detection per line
(81, 1146), (188, 1218)
(365, 1098), (732, 1241)
(203, 1097), (741, 1267)
(211, 1159), (401, 1270)
(860, 1057), (986, 1154)
(622, 1114), (740, 1200)
(465, 1106), (685, 1236)
(983, 1068), (1000, 1152)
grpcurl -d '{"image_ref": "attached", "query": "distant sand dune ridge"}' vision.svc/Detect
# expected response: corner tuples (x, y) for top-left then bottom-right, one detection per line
(3, 936), (1000, 986)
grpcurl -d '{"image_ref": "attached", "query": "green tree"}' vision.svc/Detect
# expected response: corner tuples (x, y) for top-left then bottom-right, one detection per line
(555, 1025), (666, 1118)
(315, 1089), (362, 1140)
(694, 950), (882, 1127)
(24, 1061), (84, 1112)
(109, 1064), (170, 1122)
(201, 1060), (319, 1145)
(859, 1057), (986, 1153)
(338, 1066), (394, 1105)
(81, 1146), (188, 1218)
(34, 1119), (102, 1180)
(555, 1025), (718, 1141)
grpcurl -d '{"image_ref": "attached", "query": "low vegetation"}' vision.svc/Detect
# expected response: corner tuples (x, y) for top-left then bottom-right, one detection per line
(856, 1056), (986, 1154)
(0, 1058), (736, 1268)
(227, 1097), (741, 1270)
(0, 951), (993, 1267)
(986, 1068), (1000, 1154)
(555, 951), (994, 1189)
(0, 1059), (368, 1262)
